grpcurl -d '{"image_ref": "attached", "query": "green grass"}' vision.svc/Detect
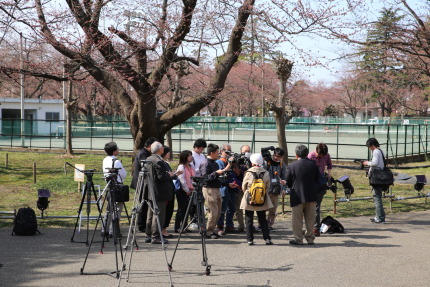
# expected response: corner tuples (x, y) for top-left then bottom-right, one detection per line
(0, 151), (429, 228)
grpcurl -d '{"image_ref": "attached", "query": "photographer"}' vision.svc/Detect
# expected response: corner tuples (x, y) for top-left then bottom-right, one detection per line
(216, 144), (238, 235)
(308, 143), (332, 236)
(189, 138), (207, 229)
(203, 143), (230, 239)
(263, 147), (287, 229)
(146, 142), (175, 244)
(102, 142), (127, 238)
(363, 138), (386, 224)
(234, 145), (251, 232)
(130, 137), (157, 241)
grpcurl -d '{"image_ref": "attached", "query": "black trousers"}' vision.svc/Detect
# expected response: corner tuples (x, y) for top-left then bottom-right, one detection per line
(245, 210), (270, 242)
(164, 197), (175, 229)
(137, 201), (149, 235)
(175, 190), (189, 231)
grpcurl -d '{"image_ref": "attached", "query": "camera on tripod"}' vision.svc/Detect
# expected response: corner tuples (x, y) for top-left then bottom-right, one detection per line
(261, 146), (275, 162)
(104, 167), (121, 181)
(191, 176), (209, 189)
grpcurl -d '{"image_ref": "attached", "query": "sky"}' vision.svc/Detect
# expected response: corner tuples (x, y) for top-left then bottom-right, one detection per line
(291, 0), (426, 85)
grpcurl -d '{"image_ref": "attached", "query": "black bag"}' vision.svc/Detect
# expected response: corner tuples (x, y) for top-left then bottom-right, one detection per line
(321, 216), (344, 234)
(111, 158), (129, 202)
(114, 184), (130, 202)
(368, 149), (394, 187)
(12, 207), (40, 236)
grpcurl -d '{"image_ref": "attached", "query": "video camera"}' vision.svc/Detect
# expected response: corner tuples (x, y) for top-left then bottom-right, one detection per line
(227, 152), (252, 170)
(191, 176), (209, 189)
(354, 159), (366, 170)
(261, 146), (275, 162)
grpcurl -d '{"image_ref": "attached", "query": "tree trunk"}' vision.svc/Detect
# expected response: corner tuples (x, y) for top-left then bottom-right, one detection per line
(65, 80), (73, 155)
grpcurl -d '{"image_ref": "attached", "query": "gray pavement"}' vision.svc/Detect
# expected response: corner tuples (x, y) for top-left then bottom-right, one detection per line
(1, 210), (430, 287)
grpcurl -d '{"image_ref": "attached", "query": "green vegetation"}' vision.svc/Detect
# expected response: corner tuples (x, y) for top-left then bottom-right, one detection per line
(0, 151), (429, 229)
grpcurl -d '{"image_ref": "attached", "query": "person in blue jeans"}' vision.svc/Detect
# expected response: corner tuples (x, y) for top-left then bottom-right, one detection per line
(364, 138), (386, 223)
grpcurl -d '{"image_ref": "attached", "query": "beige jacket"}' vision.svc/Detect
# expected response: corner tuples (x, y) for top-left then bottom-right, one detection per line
(240, 166), (273, 211)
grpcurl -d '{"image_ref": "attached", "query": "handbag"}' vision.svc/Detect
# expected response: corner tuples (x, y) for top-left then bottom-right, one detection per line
(368, 149), (394, 187)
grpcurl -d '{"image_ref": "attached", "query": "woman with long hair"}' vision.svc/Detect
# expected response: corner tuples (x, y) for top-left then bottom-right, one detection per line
(175, 150), (195, 232)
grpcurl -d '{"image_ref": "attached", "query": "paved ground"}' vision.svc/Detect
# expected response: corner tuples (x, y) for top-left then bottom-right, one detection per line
(1, 210), (430, 287)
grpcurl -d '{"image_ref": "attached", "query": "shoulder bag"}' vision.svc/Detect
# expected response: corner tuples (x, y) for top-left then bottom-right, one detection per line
(368, 149), (394, 187)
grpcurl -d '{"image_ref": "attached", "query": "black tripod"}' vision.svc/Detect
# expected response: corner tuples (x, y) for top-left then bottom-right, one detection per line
(80, 169), (131, 278)
(68, 162), (106, 245)
(117, 160), (173, 287)
(169, 177), (211, 276)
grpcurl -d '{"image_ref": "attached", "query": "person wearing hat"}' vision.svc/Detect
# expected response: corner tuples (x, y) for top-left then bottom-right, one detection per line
(240, 153), (273, 246)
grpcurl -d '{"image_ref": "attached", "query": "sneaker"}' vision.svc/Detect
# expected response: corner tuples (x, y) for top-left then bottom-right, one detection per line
(218, 229), (226, 236)
(144, 236), (152, 243)
(265, 239), (273, 245)
(370, 218), (386, 223)
(189, 223), (199, 230)
(206, 233), (219, 239)
(247, 241), (254, 246)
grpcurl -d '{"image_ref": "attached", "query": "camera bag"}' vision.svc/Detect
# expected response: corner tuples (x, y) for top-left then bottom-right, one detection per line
(12, 207), (40, 236)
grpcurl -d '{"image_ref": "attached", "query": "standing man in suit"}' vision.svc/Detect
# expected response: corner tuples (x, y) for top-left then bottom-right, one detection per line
(286, 145), (320, 245)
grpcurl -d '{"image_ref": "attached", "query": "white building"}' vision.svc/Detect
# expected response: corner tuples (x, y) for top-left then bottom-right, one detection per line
(0, 98), (64, 136)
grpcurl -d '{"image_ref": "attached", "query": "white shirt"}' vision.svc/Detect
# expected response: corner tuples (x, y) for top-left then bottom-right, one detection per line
(191, 151), (207, 177)
(368, 148), (385, 172)
(103, 155), (127, 183)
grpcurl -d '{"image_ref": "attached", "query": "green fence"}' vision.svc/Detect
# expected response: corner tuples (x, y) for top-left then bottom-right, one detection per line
(1, 118), (429, 161)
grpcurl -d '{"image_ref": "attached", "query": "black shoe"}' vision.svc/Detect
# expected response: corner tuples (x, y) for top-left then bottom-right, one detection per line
(289, 240), (303, 246)
(206, 233), (219, 239)
(247, 241), (254, 246)
(265, 239), (273, 245)
(151, 238), (169, 244)
(144, 236), (151, 243)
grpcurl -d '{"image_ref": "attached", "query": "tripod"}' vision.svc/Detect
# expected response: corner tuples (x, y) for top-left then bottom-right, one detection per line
(169, 178), (211, 276)
(68, 162), (106, 245)
(117, 160), (173, 287)
(80, 170), (133, 278)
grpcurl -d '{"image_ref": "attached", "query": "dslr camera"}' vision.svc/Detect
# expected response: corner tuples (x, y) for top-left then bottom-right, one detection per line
(261, 146), (275, 162)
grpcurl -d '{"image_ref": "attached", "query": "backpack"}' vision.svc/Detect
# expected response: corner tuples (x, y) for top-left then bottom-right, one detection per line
(320, 216), (344, 234)
(247, 171), (267, 206)
(12, 207), (40, 236)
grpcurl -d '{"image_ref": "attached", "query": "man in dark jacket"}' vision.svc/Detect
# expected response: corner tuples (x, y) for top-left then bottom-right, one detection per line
(146, 142), (174, 244)
(131, 137), (157, 239)
(286, 144), (320, 245)
(203, 143), (230, 239)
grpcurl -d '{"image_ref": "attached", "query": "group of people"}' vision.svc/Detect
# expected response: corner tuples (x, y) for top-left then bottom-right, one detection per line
(101, 136), (387, 246)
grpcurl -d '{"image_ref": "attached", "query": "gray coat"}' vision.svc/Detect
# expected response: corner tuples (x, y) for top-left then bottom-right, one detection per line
(240, 166), (273, 211)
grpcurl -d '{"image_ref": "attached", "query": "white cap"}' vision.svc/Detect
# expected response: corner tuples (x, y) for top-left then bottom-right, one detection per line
(250, 153), (263, 166)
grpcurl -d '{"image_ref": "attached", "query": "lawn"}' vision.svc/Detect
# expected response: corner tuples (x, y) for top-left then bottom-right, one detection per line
(0, 150), (429, 228)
